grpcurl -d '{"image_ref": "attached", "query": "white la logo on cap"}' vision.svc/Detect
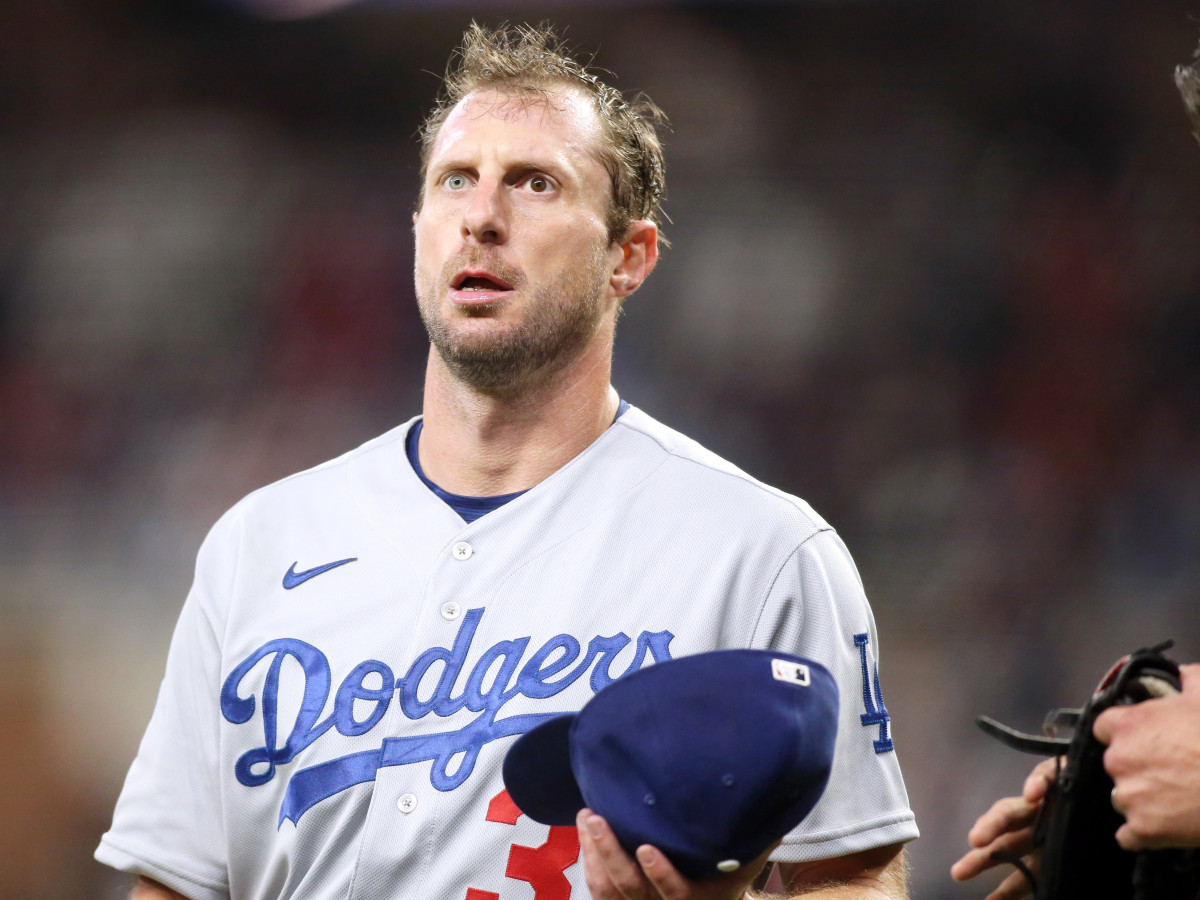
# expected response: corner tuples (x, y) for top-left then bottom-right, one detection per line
(771, 659), (811, 686)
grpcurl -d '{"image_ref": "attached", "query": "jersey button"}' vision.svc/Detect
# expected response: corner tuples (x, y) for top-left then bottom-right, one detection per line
(440, 602), (462, 621)
(396, 793), (418, 814)
(452, 542), (473, 561)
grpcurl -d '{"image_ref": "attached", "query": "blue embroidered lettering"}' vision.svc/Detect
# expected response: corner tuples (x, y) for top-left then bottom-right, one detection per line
(464, 638), (531, 712)
(582, 633), (631, 691)
(398, 606), (483, 719)
(333, 660), (394, 737)
(589, 630), (674, 692)
(853, 632), (894, 753)
(223, 609), (676, 825)
(220, 639), (336, 786)
(518, 634), (582, 698)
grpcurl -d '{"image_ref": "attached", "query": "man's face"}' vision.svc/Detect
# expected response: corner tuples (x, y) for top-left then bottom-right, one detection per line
(413, 86), (621, 393)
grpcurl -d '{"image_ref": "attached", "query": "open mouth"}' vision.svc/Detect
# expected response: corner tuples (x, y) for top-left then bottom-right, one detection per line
(452, 270), (514, 292)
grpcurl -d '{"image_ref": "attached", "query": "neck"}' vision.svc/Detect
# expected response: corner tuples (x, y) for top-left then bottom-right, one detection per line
(417, 334), (619, 496)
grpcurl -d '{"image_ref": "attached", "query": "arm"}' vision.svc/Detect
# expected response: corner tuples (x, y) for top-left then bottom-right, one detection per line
(1094, 662), (1200, 850)
(767, 843), (907, 898)
(577, 810), (908, 900)
(96, 515), (237, 896)
(130, 876), (190, 899)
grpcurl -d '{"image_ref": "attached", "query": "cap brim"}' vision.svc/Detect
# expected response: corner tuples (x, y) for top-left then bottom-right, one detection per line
(502, 714), (586, 826)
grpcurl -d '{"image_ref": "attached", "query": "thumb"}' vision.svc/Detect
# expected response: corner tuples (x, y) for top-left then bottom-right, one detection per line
(1179, 663), (1200, 693)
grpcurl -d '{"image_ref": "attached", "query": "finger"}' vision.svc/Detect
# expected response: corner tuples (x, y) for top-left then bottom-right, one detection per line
(1022, 757), (1059, 802)
(968, 796), (1040, 848)
(1112, 810), (1177, 853)
(640, 840), (780, 900)
(951, 826), (1034, 881)
(1179, 663), (1200, 691)
(1114, 822), (1146, 853)
(634, 845), (682, 900)
(578, 810), (620, 899)
(983, 862), (1040, 900)
(579, 810), (648, 899)
(950, 845), (995, 881)
(1093, 705), (1129, 745)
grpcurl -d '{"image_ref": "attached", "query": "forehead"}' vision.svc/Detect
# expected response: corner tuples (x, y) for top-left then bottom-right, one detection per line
(428, 86), (607, 169)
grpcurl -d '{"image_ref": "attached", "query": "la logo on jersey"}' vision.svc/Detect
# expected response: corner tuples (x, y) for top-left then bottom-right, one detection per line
(220, 607), (675, 826)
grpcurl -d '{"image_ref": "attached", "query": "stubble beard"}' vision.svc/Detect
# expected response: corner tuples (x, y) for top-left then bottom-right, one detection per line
(417, 245), (611, 395)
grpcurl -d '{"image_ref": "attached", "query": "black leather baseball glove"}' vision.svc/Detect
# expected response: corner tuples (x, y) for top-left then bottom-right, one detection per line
(976, 641), (1200, 899)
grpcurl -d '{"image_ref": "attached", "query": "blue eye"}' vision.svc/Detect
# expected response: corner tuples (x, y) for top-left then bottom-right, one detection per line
(445, 174), (468, 190)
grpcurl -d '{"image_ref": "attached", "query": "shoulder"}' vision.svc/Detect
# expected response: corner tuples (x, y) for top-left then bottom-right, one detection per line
(205, 417), (417, 538)
(612, 406), (832, 541)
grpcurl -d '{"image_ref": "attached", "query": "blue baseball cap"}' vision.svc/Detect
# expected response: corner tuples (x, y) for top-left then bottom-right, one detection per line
(501, 649), (839, 880)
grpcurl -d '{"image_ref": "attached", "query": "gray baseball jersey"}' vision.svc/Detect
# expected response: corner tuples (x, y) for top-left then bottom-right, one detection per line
(96, 404), (918, 900)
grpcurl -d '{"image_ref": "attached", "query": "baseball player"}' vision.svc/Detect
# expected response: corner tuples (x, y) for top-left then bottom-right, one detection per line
(95, 23), (919, 900)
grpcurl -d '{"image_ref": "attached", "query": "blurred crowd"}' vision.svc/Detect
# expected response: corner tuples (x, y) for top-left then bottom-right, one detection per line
(2, 1), (1199, 897)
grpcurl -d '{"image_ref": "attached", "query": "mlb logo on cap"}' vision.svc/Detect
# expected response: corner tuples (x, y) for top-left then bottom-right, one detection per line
(502, 649), (839, 880)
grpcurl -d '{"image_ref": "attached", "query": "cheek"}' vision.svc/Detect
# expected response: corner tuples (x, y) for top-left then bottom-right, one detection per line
(524, 212), (608, 263)
(414, 205), (456, 243)
(412, 221), (445, 275)
(412, 238), (441, 299)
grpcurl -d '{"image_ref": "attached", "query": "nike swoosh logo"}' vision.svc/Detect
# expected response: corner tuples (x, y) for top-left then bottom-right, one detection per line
(283, 557), (358, 589)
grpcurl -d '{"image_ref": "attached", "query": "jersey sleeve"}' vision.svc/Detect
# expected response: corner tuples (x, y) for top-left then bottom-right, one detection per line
(94, 512), (238, 900)
(751, 526), (919, 861)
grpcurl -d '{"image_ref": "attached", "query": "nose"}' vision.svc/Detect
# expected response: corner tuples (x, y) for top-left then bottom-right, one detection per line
(462, 178), (507, 244)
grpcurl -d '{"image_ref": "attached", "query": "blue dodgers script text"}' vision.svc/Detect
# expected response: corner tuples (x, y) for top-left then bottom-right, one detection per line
(219, 607), (675, 825)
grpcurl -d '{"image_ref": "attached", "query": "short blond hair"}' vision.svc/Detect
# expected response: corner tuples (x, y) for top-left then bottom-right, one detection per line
(419, 22), (668, 246)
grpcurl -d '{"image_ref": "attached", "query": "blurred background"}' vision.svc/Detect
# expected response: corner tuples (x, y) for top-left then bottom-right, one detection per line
(2, 0), (1199, 896)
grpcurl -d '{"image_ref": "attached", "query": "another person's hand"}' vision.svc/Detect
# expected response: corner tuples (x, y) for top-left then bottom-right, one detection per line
(1095, 662), (1200, 851)
(950, 757), (1058, 900)
(577, 809), (776, 900)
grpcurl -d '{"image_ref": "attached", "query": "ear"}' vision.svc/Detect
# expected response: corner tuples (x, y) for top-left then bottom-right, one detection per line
(610, 220), (659, 299)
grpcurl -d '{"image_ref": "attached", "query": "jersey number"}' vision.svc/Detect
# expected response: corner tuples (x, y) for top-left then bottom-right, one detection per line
(854, 632), (894, 753)
(465, 789), (580, 900)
